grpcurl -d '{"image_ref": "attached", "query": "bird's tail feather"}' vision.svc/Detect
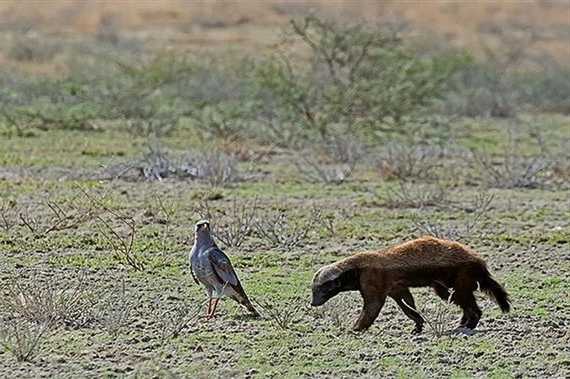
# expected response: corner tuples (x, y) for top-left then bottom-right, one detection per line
(244, 299), (260, 317)
(239, 295), (260, 317)
(232, 285), (260, 317)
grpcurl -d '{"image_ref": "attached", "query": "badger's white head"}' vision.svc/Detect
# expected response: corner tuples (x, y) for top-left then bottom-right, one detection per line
(310, 263), (359, 306)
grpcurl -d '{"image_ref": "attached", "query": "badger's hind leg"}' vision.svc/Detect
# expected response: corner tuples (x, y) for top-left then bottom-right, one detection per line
(391, 289), (424, 334)
(454, 275), (482, 330)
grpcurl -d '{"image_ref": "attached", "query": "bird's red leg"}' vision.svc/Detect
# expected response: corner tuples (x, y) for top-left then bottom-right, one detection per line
(209, 298), (220, 319)
(206, 298), (212, 317)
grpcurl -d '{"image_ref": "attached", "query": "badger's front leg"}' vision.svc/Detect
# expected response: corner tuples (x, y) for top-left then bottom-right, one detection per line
(353, 294), (386, 331)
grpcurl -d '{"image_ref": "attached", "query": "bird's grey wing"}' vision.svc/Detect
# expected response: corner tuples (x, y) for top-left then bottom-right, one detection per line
(189, 248), (200, 284)
(190, 263), (200, 285)
(207, 248), (239, 287)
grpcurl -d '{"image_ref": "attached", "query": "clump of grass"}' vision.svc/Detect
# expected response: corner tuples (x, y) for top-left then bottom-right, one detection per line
(377, 144), (439, 181)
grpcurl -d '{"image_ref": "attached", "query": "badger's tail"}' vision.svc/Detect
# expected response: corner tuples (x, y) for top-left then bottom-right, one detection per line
(478, 268), (511, 313)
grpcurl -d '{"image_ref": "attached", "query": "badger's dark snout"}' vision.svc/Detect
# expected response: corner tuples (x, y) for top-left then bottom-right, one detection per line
(310, 292), (326, 307)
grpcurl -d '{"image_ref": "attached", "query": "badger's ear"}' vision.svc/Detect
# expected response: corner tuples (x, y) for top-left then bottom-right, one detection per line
(316, 264), (344, 286)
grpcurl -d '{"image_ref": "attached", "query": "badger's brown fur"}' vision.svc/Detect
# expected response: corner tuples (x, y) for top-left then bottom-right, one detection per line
(311, 236), (510, 333)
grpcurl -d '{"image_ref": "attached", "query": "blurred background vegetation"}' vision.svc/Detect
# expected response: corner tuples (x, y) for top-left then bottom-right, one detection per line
(0, 0), (568, 186)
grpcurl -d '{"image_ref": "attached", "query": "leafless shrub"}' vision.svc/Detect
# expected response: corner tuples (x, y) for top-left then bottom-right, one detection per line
(15, 198), (97, 236)
(0, 320), (50, 362)
(254, 207), (323, 249)
(80, 189), (145, 271)
(196, 197), (258, 249)
(381, 181), (450, 209)
(197, 151), (239, 187)
(324, 135), (365, 166)
(472, 150), (550, 189)
(295, 155), (357, 184)
(96, 212), (144, 271)
(377, 144), (439, 181)
(254, 297), (306, 330)
(139, 143), (179, 181)
(412, 191), (494, 240)
(4, 272), (94, 329)
(102, 143), (239, 186)
(101, 143), (198, 181)
(147, 195), (179, 263)
(471, 131), (551, 188)
(295, 136), (362, 184)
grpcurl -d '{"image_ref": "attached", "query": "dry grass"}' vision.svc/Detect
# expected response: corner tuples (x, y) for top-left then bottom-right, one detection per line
(403, 287), (458, 338)
(94, 279), (137, 336)
(381, 181), (450, 210)
(471, 130), (551, 189)
(377, 144), (439, 181)
(3, 272), (94, 329)
(0, 320), (50, 362)
(254, 297), (306, 331)
(411, 191), (494, 240)
(254, 207), (325, 249)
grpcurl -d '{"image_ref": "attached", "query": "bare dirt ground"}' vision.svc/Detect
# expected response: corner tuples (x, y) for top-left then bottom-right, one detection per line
(0, 120), (569, 377)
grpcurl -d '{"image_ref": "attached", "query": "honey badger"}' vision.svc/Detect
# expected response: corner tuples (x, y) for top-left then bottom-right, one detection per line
(311, 236), (510, 333)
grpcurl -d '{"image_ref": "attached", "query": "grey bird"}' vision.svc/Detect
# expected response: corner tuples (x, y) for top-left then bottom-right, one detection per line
(190, 220), (259, 318)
